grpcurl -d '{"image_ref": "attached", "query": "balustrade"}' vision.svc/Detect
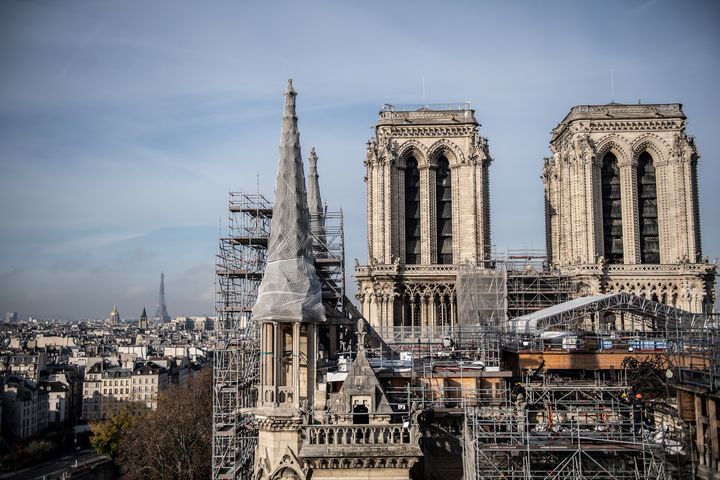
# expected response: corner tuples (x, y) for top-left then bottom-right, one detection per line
(304, 424), (416, 447)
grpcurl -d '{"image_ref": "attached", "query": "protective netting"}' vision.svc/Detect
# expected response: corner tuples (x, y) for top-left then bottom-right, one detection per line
(251, 80), (325, 323)
(306, 147), (326, 248)
(456, 264), (507, 328)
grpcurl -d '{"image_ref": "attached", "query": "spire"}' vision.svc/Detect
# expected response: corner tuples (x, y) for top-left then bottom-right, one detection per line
(139, 307), (148, 329)
(251, 80), (325, 323)
(307, 147), (326, 252)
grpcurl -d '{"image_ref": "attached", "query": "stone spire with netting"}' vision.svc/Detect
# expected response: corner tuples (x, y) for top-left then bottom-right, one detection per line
(251, 80), (325, 323)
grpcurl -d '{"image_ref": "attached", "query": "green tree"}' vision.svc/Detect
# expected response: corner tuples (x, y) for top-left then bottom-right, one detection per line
(90, 405), (145, 458)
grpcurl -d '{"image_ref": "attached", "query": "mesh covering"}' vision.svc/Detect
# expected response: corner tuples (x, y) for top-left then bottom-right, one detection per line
(456, 264), (507, 327)
(307, 147), (326, 247)
(251, 80), (326, 323)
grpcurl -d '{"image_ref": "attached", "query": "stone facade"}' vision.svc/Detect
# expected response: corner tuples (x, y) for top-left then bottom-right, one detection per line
(543, 103), (716, 312)
(356, 105), (492, 335)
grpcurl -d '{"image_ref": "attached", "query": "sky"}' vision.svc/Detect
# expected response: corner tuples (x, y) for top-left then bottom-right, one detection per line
(0, 0), (719, 320)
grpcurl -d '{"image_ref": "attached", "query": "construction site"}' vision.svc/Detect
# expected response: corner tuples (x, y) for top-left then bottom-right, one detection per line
(212, 189), (719, 480)
(212, 89), (719, 480)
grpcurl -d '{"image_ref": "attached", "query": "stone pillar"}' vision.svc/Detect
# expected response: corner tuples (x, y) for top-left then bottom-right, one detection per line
(307, 323), (316, 408)
(421, 296), (429, 329)
(450, 294), (456, 328)
(655, 158), (672, 264)
(383, 158), (393, 263)
(440, 295), (447, 327)
(398, 165), (406, 263)
(367, 161), (375, 261)
(420, 165), (431, 265)
(561, 159), (573, 264)
(619, 158), (639, 264)
(273, 322), (280, 405)
(451, 163), (461, 263)
(292, 322), (300, 407)
(410, 298), (416, 330)
(591, 157), (603, 259)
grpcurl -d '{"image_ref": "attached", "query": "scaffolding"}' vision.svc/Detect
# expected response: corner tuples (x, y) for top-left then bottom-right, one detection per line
(463, 378), (677, 480)
(311, 209), (346, 313)
(213, 191), (271, 480)
(212, 192), (346, 479)
(455, 264), (506, 368)
(497, 249), (574, 319)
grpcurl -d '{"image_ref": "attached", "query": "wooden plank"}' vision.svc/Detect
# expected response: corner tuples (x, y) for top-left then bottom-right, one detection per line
(709, 397), (719, 470)
(696, 394), (706, 466)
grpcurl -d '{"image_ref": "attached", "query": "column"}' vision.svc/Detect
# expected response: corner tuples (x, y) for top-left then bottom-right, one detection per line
(410, 298), (416, 330)
(591, 158), (604, 259)
(398, 165), (406, 264)
(307, 323), (316, 408)
(293, 322), (300, 407)
(273, 322), (280, 406)
(450, 294), (456, 328)
(419, 165), (432, 264)
(619, 158), (640, 264)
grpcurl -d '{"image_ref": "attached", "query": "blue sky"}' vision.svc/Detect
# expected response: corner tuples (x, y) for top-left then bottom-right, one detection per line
(1, 0), (718, 319)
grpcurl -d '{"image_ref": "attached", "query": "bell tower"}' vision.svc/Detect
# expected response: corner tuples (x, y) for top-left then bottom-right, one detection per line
(543, 103), (716, 312)
(355, 104), (493, 336)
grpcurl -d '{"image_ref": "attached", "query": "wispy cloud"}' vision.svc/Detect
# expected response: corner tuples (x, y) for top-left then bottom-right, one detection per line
(0, 0), (718, 317)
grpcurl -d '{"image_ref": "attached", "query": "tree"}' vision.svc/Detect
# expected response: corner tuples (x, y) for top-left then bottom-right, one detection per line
(117, 370), (212, 480)
(90, 405), (145, 458)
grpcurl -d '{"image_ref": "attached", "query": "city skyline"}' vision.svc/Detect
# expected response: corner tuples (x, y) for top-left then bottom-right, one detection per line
(1, 0), (719, 318)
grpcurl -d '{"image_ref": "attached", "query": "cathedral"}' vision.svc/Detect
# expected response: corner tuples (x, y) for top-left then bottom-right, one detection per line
(356, 102), (715, 340)
(236, 81), (717, 480)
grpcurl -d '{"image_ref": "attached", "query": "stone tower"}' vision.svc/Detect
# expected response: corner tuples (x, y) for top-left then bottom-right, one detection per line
(252, 80), (325, 480)
(138, 307), (148, 329)
(543, 103), (716, 312)
(355, 104), (492, 335)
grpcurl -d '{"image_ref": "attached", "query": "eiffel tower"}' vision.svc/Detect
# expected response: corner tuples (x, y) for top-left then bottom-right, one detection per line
(154, 272), (171, 322)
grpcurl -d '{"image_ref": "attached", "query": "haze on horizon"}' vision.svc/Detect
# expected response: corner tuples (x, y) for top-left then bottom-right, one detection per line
(1, 0), (719, 319)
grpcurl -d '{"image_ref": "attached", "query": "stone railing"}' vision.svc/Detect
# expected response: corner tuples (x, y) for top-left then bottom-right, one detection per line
(303, 424), (417, 447)
(381, 102), (473, 112)
(355, 264), (458, 276)
(560, 263), (715, 275)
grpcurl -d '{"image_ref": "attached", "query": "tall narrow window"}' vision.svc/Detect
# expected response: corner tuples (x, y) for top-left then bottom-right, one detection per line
(405, 156), (420, 264)
(436, 155), (453, 264)
(637, 152), (659, 263)
(601, 152), (623, 263)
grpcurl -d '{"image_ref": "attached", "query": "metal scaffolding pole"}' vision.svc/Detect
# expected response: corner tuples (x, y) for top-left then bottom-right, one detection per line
(212, 191), (271, 479)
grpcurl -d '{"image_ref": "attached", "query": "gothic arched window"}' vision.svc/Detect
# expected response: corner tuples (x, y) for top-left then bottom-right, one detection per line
(405, 156), (420, 264)
(637, 152), (659, 263)
(436, 155), (453, 264)
(601, 152), (623, 263)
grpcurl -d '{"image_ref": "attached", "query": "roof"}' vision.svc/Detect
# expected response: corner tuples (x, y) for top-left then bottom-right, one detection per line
(551, 103), (685, 142)
(377, 104), (478, 127)
(40, 381), (69, 393)
(508, 292), (710, 334)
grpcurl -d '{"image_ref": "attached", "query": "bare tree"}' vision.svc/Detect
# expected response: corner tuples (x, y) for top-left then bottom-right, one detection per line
(117, 370), (212, 480)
